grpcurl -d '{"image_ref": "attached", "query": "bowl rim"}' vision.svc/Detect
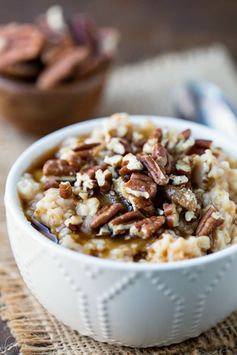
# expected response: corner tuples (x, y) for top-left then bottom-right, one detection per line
(5, 114), (237, 271)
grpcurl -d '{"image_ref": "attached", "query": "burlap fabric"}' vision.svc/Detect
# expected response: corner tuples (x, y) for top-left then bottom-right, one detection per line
(1, 45), (237, 354)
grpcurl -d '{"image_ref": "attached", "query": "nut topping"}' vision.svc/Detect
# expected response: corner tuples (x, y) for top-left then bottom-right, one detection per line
(124, 173), (157, 199)
(150, 128), (162, 140)
(107, 137), (130, 155)
(165, 185), (198, 211)
(138, 154), (169, 185)
(95, 169), (112, 193)
(195, 139), (212, 149)
(119, 153), (143, 176)
(131, 216), (165, 238)
(110, 211), (144, 226)
(20, 113), (231, 263)
(43, 159), (75, 176)
(189, 139), (213, 156)
(59, 181), (72, 199)
(73, 142), (101, 152)
(163, 203), (179, 228)
(91, 203), (124, 228)
(87, 163), (108, 179)
(44, 178), (59, 190)
(196, 206), (224, 236)
(178, 128), (191, 140)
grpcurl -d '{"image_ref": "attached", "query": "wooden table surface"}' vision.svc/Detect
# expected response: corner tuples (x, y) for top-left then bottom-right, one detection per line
(0, 0), (237, 353)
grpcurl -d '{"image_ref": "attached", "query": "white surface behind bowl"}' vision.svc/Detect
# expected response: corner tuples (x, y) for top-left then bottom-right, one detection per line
(4, 116), (237, 347)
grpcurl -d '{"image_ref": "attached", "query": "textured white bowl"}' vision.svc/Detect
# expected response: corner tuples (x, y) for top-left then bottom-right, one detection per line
(5, 116), (237, 348)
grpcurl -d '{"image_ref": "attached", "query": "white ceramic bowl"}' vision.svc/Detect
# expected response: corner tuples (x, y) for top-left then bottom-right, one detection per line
(5, 116), (237, 348)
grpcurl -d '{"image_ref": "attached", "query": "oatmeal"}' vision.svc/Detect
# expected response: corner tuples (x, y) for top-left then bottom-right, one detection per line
(18, 113), (237, 263)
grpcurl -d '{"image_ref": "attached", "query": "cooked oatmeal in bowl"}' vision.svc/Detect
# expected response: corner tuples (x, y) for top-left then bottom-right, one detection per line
(6, 114), (237, 347)
(17, 113), (237, 263)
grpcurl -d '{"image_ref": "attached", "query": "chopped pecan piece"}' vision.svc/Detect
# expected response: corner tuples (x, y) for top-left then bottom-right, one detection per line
(65, 215), (82, 232)
(87, 163), (108, 178)
(95, 168), (112, 193)
(59, 181), (72, 199)
(152, 143), (168, 167)
(109, 210), (144, 235)
(119, 153), (143, 176)
(149, 128), (162, 140)
(134, 197), (156, 216)
(107, 137), (130, 155)
(178, 128), (191, 140)
(175, 157), (192, 175)
(73, 142), (101, 152)
(189, 139), (213, 155)
(170, 174), (189, 186)
(43, 159), (75, 176)
(110, 211), (144, 226)
(91, 203), (124, 228)
(67, 152), (85, 171)
(44, 178), (59, 190)
(196, 206), (224, 236)
(195, 139), (212, 149)
(138, 154), (169, 185)
(165, 185), (198, 211)
(132, 138), (146, 153)
(132, 216), (165, 238)
(118, 164), (131, 176)
(124, 173), (157, 199)
(163, 203), (179, 228)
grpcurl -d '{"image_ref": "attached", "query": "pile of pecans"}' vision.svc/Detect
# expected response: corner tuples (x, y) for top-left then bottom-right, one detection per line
(0, 6), (119, 89)
(38, 114), (224, 246)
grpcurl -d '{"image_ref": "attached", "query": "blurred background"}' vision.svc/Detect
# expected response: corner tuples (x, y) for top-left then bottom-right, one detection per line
(0, 0), (236, 64)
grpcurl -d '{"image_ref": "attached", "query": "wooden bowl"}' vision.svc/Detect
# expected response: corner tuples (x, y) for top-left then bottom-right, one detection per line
(0, 65), (110, 136)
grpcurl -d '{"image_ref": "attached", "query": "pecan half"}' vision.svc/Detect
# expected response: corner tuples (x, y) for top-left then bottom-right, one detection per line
(165, 185), (198, 211)
(110, 211), (144, 226)
(43, 159), (75, 176)
(0, 24), (44, 69)
(132, 216), (165, 238)
(138, 154), (169, 185)
(91, 203), (124, 228)
(125, 173), (157, 199)
(37, 47), (90, 89)
(59, 181), (72, 199)
(73, 142), (101, 152)
(0, 61), (40, 79)
(196, 206), (224, 236)
(109, 210), (144, 235)
(152, 143), (168, 167)
(163, 203), (179, 228)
